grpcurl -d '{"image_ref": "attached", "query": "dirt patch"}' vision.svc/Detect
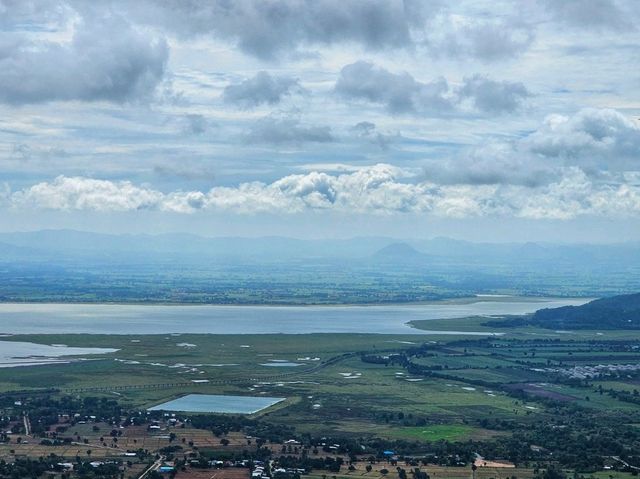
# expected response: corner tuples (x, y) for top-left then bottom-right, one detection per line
(475, 458), (515, 468)
(174, 467), (249, 479)
(505, 383), (577, 402)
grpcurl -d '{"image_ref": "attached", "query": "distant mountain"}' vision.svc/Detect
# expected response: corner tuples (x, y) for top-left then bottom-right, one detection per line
(372, 242), (426, 263)
(0, 241), (46, 261)
(488, 293), (640, 330)
(0, 230), (393, 261)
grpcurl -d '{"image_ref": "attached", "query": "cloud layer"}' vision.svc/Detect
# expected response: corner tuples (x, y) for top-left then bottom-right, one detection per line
(7, 163), (640, 220)
(1, 1), (639, 239)
(118, 0), (432, 60)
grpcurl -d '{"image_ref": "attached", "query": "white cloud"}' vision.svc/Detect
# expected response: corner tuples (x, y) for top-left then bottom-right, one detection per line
(8, 164), (640, 220)
(523, 108), (640, 165)
(426, 108), (640, 187)
(11, 176), (165, 211)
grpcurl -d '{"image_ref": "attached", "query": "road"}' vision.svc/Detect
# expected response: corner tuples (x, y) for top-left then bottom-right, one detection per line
(22, 413), (31, 436)
(138, 455), (165, 479)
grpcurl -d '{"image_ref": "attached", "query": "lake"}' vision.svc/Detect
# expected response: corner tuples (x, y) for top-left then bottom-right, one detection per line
(0, 297), (587, 335)
(148, 394), (285, 414)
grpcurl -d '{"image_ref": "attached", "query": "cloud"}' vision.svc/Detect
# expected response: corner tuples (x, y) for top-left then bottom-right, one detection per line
(335, 61), (453, 115)
(153, 164), (216, 182)
(10, 176), (166, 211)
(542, 0), (635, 31)
(222, 71), (302, 108)
(458, 75), (530, 114)
(0, 14), (168, 104)
(351, 121), (376, 136)
(118, 0), (436, 60)
(0, 0), (72, 30)
(427, 16), (535, 62)
(245, 116), (333, 144)
(335, 61), (529, 116)
(428, 108), (640, 187)
(350, 121), (399, 150)
(523, 108), (640, 166)
(423, 142), (556, 188)
(182, 114), (208, 135)
(100, 1), (540, 62)
(8, 164), (640, 220)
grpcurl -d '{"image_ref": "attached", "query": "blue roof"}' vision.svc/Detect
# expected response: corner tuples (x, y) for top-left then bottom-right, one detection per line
(383, 450), (395, 455)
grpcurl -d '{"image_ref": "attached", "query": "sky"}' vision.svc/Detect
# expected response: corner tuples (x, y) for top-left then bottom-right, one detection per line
(0, 0), (639, 241)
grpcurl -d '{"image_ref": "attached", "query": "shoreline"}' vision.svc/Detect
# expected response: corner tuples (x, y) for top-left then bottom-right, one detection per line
(0, 295), (592, 309)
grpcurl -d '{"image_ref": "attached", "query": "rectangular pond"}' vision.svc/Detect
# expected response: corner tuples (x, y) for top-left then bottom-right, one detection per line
(148, 394), (285, 414)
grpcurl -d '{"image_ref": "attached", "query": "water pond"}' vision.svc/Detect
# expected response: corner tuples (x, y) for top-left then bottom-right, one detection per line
(147, 394), (285, 414)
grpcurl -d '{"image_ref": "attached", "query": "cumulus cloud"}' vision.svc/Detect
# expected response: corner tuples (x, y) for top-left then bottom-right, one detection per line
(223, 71), (302, 108)
(11, 176), (166, 212)
(523, 108), (640, 166)
(335, 61), (530, 116)
(458, 75), (530, 114)
(7, 164), (640, 220)
(335, 61), (453, 115)
(245, 117), (333, 144)
(428, 108), (640, 188)
(0, 14), (168, 104)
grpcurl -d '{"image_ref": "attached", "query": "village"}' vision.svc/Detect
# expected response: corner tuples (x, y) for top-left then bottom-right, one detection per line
(0, 395), (519, 479)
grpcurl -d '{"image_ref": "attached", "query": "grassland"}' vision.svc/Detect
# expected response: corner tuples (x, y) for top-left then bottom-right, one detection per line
(3, 327), (640, 440)
(2, 319), (640, 479)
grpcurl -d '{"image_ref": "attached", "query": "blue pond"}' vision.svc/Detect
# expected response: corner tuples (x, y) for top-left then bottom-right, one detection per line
(148, 394), (285, 414)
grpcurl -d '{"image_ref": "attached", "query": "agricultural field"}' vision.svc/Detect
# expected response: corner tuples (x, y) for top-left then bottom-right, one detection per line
(2, 323), (640, 478)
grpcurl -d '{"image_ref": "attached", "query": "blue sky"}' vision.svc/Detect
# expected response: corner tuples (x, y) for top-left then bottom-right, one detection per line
(1, 0), (639, 241)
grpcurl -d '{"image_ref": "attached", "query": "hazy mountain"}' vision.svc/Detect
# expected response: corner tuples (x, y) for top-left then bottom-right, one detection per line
(373, 243), (427, 263)
(0, 230), (639, 265)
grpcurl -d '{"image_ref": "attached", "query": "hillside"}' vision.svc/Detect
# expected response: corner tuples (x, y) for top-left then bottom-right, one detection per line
(488, 293), (640, 330)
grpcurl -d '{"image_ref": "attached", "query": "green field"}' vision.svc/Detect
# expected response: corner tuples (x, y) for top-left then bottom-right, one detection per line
(2, 319), (640, 479)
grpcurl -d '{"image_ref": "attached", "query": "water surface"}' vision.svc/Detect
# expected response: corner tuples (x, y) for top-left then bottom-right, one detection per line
(0, 298), (588, 335)
(0, 341), (118, 368)
(148, 394), (285, 414)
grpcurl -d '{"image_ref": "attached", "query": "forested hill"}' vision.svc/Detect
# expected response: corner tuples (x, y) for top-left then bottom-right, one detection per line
(489, 293), (640, 330)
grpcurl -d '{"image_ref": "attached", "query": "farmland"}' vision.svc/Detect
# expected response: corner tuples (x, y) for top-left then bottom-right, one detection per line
(1, 316), (640, 478)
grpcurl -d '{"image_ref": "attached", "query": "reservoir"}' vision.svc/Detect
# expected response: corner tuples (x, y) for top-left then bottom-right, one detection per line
(148, 394), (285, 414)
(0, 297), (587, 335)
